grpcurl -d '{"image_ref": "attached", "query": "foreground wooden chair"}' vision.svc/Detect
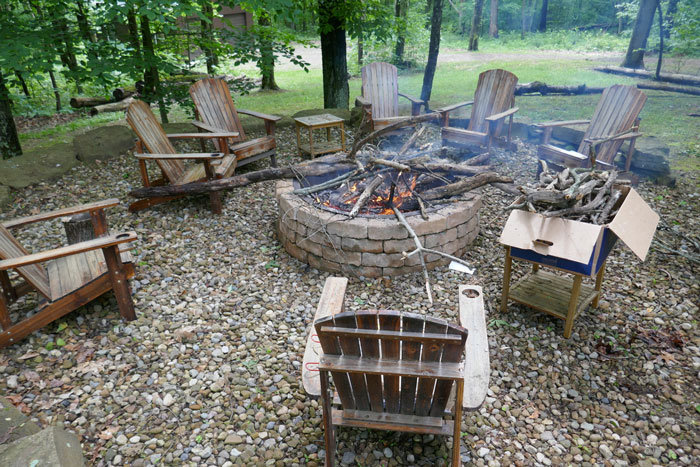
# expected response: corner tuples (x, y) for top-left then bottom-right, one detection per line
(190, 78), (281, 168)
(305, 278), (490, 466)
(537, 85), (646, 172)
(440, 69), (519, 154)
(355, 62), (425, 131)
(126, 99), (240, 214)
(0, 199), (137, 348)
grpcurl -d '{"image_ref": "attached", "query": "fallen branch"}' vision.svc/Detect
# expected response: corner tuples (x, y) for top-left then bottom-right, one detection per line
(419, 172), (513, 202)
(593, 66), (700, 87)
(90, 97), (135, 116)
(516, 82), (605, 96)
(349, 174), (385, 218)
(346, 112), (441, 160)
(70, 96), (111, 108)
(393, 206), (475, 305)
(399, 126), (427, 155)
(129, 159), (357, 198)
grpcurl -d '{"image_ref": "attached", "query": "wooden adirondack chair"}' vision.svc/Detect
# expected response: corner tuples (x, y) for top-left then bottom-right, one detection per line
(440, 69), (519, 154)
(537, 85), (646, 172)
(190, 78), (281, 168)
(316, 310), (469, 466)
(355, 62), (425, 131)
(126, 99), (240, 214)
(0, 199), (137, 348)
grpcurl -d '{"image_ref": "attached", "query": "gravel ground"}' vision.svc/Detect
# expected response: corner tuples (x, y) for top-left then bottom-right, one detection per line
(0, 124), (698, 467)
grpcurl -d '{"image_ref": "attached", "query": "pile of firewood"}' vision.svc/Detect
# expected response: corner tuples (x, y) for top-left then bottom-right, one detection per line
(506, 161), (627, 225)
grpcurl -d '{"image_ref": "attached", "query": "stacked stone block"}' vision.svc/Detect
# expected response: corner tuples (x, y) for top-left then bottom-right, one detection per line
(276, 180), (481, 278)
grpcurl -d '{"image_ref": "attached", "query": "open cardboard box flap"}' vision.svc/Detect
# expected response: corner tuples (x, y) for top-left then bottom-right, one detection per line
(608, 187), (659, 261)
(499, 187), (659, 264)
(499, 209), (604, 264)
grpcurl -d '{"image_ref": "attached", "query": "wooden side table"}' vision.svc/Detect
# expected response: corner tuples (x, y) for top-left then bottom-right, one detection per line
(501, 246), (606, 339)
(294, 113), (346, 158)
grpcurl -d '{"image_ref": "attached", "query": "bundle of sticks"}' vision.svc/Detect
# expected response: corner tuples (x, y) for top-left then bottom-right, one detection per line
(506, 161), (627, 225)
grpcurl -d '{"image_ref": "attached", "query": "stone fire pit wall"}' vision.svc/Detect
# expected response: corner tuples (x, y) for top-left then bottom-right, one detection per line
(275, 180), (481, 277)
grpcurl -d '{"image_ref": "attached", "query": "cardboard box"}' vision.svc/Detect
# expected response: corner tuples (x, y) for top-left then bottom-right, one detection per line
(499, 187), (659, 277)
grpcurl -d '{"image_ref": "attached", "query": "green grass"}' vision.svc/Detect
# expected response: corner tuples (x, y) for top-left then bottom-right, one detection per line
(19, 53), (700, 170)
(19, 112), (125, 152)
(443, 30), (630, 54)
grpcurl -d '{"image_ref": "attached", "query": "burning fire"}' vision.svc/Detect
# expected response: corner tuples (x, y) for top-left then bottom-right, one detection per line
(321, 173), (419, 215)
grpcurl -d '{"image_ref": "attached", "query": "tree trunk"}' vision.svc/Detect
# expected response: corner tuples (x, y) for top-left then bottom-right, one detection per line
(421, 0), (444, 106)
(319, 0), (349, 109)
(61, 213), (95, 244)
(655, 1), (663, 80)
(621, 0), (658, 69)
(258, 13), (279, 90)
(664, 0), (679, 39)
(394, 0), (408, 65)
(200, 0), (218, 76)
(127, 7), (141, 58)
(70, 96), (111, 108)
(14, 71), (30, 97)
(0, 71), (22, 159)
(75, 0), (95, 43)
(140, 15), (167, 123)
(358, 33), (363, 66)
(55, 16), (83, 94)
(489, 0), (499, 38)
(538, 0), (548, 32)
(48, 70), (61, 112)
(468, 0), (485, 51)
(521, 0), (526, 39)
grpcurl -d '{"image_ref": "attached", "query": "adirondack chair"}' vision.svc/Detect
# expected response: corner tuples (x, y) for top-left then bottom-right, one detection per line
(190, 78), (281, 168)
(537, 85), (646, 172)
(355, 62), (425, 131)
(126, 99), (240, 214)
(316, 311), (469, 466)
(440, 69), (519, 154)
(0, 199), (137, 348)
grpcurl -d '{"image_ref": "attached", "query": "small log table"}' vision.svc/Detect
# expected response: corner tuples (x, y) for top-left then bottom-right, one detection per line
(501, 246), (606, 339)
(294, 114), (346, 158)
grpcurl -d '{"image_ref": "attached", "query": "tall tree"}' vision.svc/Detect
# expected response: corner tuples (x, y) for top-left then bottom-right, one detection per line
(0, 71), (22, 158)
(621, 0), (658, 69)
(200, 0), (218, 75)
(257, 12), (279, 90)
(394, 0), (408, 65)
(489, 0), (498, 38)
(538, 0), (549, 32)
(468, 0), (485, 51)
(421, 0), (443, 106)
(447, 0), (466, 35)
(319, 0), (349, 108)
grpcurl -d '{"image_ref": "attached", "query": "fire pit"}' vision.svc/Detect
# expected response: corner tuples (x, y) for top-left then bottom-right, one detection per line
(275, 169), (482, 277)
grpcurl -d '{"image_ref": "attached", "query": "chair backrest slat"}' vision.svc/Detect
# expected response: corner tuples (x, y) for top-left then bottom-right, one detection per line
(469, 69), (518, 134)
(190, 78), (246, 149)
(125, 100), (185, 183)
(334, 313), (371, 411)
(316, 311), (468, 419)
(399, 313), (424, 415)
(0, 226), (51, 299)
(378, 311), (401, 413)
(414, 317), (447, 416)
(356, 312), (384, 412)
(578, 85), (647, 164)
(362, 62), (399, 119)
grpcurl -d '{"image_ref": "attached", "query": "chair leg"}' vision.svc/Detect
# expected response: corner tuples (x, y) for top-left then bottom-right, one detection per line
(270, 153), (277, 168)
(0, 293), (12, 330)
(452, 379), (464, 466)
(203, 161), (223, 215)
(501, 247), (512, 313)
(320, 369), (335, 467)
(102, 245), (136, 321)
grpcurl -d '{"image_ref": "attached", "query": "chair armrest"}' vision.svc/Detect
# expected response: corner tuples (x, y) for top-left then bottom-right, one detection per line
(436, 101), (474, 114)
(485, 107), (519, 122)
(355, 96), (371, 107)
(0, 232), (138, 271)
(134, 152), (225, 160)
(536, 119), (590, 128)
(167, 132), (239, 140)
(2, 199), (120, 230)
(237, 109), (282, 122)
(191, 121), (224, 133)
(398, 92), (424, 105)
(584, 131), (642, 147)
